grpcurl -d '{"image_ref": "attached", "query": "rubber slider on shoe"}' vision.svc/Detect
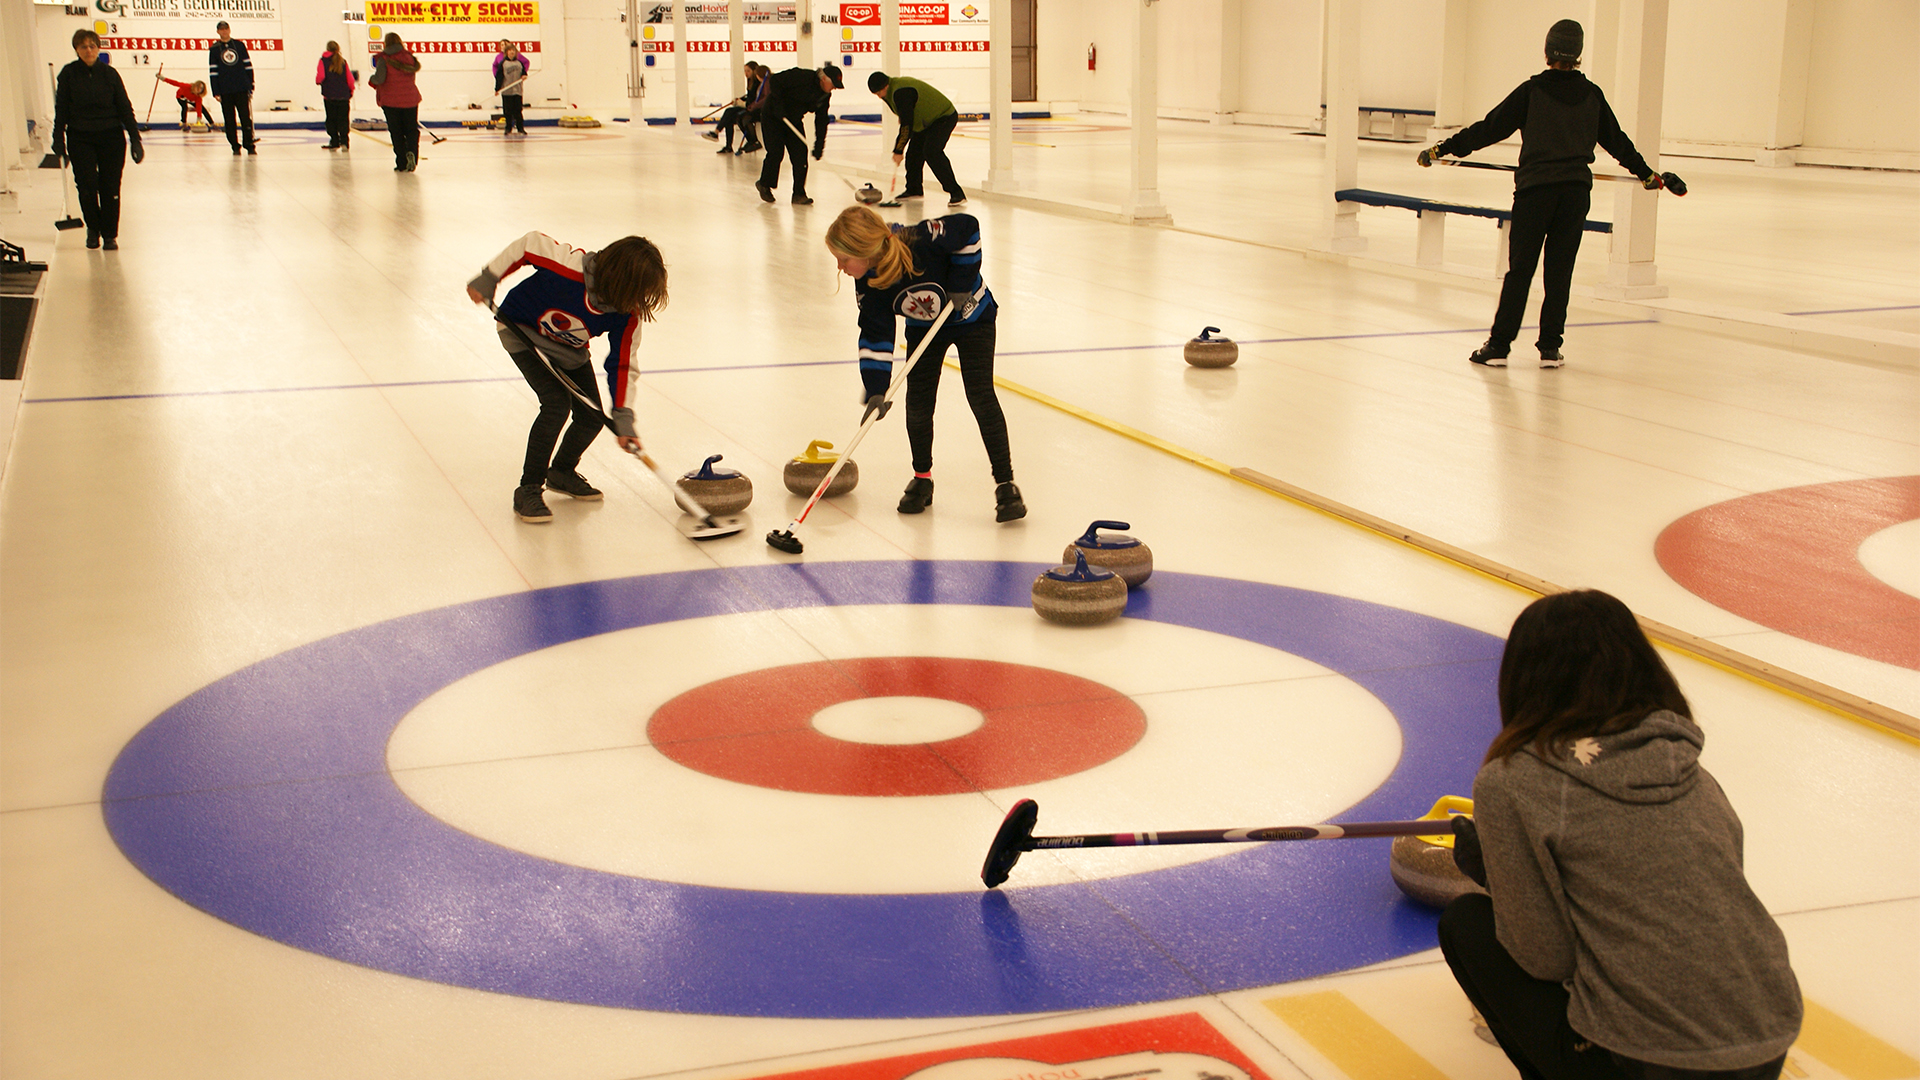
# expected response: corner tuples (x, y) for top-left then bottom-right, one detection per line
(898, 477), (933, 514)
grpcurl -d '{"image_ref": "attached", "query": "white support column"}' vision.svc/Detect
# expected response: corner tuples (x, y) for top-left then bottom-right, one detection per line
(1322, 0), (1364, 252)
(1756, 0), (1812, 167)
(1214, 0), (1241, 125)
(882, 0), (898, 80)
(1595, 0), (1668, 299)
(797, 0), (814, 70)
(1416, 210), (1447, 268)
(1432, 0), (1468, 134)
(730, 0), (745, 97)
(673, 0), (690, 128)
(986, 0), (1015, 189)
(626, 0), (646, 126)
(1125, 0), (1170, 223)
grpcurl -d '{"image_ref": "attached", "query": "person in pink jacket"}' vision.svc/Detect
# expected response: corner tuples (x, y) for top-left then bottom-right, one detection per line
(370, 32), (421, 171)
(315, 43), (357, 150)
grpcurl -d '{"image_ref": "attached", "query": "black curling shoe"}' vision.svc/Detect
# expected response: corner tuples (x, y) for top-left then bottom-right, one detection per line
(1468, 340), (1509, 367)
(898, 477), (933, 514)
(994, 482), (1026, 522)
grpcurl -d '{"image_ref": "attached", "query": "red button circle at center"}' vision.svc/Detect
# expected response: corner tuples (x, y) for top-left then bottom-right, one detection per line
(646, 657), (1148, 797)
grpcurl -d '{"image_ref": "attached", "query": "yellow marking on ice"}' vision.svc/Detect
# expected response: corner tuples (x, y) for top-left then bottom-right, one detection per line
(1797, 999), (1920, 1080)
(1264, 991), (1450, 1080)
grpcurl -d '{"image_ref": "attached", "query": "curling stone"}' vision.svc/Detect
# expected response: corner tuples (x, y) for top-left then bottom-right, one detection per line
(1031, 550), (1129, 626)
(1389, 798), (1484, 909)
(557, 115), (602, 129)
(855, 183), (883, 205)
(783, 439), (859, 497)
(678, 454), (753, 515)
(1064, 520), (1152, 588)
(1184, 326), (1238, 368)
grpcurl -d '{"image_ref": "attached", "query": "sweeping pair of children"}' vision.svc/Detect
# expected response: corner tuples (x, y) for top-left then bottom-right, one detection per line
(464, 206), (1023, 526)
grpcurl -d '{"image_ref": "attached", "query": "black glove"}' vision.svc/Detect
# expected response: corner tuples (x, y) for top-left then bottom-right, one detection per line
(1451, 815), (1487, 888)
(1659, 171), (1686, 196)
(861, 394), (891, 422)
(51, 136), (65, 162)
(129, 138), (144, 164)
(1417, 143), (1444, 167)
(811, 144), (824, 160)
(946, 288), (977, 321)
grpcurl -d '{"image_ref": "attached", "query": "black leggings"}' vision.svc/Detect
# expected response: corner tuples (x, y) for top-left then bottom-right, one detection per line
(67, 127), (126, 239)
(1491, 181), (1590, 352)
(1440, 894), (1787, 1080)
(901, 317), (1012, 483)
(323, 98), (350, 145)
(507, 340), (604, 488)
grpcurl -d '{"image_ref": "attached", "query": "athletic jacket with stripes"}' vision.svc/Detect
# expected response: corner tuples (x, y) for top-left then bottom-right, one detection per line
(467, 232), (645, 438)
(853, 215), (994, 397)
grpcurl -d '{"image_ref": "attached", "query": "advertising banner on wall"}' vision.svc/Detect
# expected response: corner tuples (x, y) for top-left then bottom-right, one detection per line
(91, 0), (286, 69)
(362, 0), (539, 66)
(642, 2), (792, 24)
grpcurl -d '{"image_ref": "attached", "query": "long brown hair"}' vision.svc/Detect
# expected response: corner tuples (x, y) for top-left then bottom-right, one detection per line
(826, 206), (918, 289)
(1486, 590), (1691, 763)
(325, 42), (347, 76)
(594, 237), (669, 321)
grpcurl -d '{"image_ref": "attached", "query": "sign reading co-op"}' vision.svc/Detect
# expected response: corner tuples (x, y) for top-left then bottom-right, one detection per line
(839, 3), (987, 26)
(90, 0), (286, 68)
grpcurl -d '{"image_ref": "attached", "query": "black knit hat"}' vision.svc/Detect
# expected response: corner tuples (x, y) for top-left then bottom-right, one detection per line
(821, 64), (844, 88)
(1545, 19), (1583, 63)
(867, 71), (889, 93)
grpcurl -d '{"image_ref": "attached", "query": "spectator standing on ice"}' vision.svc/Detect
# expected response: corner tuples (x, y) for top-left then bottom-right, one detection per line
(208, 20), (256, 155)
(1420, 20), (1680, 369)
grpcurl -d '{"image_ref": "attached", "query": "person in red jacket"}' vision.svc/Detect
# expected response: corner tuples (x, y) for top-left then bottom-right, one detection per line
(158, 75), (212, 128)
(371, 32), (422, 171)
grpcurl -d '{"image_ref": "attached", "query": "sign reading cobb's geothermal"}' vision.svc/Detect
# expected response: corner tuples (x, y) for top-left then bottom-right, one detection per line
(91, 0), (286, 68)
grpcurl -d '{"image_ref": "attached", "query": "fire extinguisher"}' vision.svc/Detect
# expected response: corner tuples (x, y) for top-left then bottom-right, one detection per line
(1087, 43), (1096, 70)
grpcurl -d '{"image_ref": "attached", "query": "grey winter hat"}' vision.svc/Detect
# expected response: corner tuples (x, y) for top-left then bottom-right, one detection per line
(1545, 19), (1584, 63)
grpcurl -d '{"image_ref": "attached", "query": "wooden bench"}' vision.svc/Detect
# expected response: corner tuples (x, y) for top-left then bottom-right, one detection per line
(1335, 188), (1613, 274)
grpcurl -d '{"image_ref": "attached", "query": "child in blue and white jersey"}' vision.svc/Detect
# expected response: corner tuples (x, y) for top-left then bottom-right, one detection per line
(824, 205), (1024, 522)
(466, 231), (668, 524)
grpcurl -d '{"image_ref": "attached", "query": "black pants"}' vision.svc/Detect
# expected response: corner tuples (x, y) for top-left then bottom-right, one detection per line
(383, 106), (419, 169)
(716, 105), (746, 147)
(903, 112), (963, 201)
(506, 338), (603, 488)
(67, 127), (127, 239)
(758, 112), (808, 198)
(323, 98), (350, 146)
(1491, 181), (1590, 353)
(1440, 895), (1787, 1080)
(219, 92), (255, 150)
(502, 94), (525, 133)
(901, 317), (1012, 483)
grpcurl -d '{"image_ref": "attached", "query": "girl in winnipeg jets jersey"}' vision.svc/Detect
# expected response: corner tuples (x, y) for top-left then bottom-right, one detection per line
(825, 205), (1023, 522)
(466, 232), (667, 524)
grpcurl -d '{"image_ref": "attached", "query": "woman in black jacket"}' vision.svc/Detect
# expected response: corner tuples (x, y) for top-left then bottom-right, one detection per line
(52, 29), (144, 250)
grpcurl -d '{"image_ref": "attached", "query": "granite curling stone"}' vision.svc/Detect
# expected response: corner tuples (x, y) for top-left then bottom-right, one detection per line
(855, 183), (883, 205)
(783, 439), (859, 497)
(1031, 550), (1129, 626)
(1184, 326), (1238, 368)
(557, 115), (602, 128)
(1389, 833), (1485, 910)
(1063, 520), (1152, 588)
(678, 454), (753, 515)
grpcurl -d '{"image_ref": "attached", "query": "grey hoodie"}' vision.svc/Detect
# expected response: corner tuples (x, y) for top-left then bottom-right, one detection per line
(1474, 710), (1801, 1070)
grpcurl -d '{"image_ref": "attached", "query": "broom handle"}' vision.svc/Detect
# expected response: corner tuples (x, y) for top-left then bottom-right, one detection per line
(146, 64), (164, 123)
(1026, 817), (1454, 851)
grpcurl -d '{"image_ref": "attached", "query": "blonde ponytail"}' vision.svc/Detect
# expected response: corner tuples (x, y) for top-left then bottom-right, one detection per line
(826, 206), (918, 290)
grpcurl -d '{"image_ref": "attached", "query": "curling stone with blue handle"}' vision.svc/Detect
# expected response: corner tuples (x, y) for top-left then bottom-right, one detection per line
(678, 454), (753, 514)
(1064, 520), (1152, 587)
(1031, 550), (1129, 626)
(1184, 326), (1238, 368)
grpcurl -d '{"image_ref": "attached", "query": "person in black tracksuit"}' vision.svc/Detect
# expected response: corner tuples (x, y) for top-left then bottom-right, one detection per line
(825, 205), (1024, 522)
(209, 20), (256, 154)
(755, 64), (842, 205)
(52, 29), (144, 250)
(1421, 20), (1680, 369)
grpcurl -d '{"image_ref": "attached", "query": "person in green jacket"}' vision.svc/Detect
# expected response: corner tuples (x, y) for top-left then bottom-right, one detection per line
(868, 71), (965, 208)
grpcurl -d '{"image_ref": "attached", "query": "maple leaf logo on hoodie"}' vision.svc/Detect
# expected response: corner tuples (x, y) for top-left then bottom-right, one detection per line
(1571, 737), (1602, 765)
